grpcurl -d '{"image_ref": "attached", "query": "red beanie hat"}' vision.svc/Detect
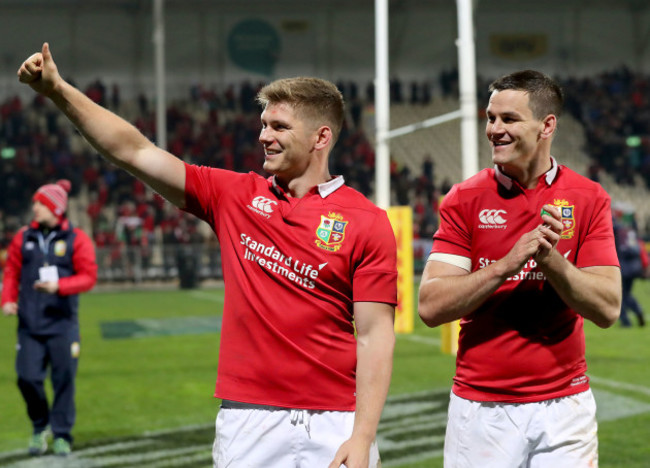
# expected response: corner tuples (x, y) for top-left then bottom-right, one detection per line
(33, 179), (72, 218)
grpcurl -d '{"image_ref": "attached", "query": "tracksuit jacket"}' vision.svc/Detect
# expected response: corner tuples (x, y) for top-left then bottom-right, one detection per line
(1, 219), (97, 335)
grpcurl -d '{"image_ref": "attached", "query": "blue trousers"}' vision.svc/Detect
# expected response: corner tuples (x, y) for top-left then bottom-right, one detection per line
(620, 276), (645, 327)
(16, 328), (79, 443)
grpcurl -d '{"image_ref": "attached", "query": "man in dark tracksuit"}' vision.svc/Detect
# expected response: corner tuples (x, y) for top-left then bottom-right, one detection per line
(1, 179), (97, 456)
(613, 205), (647, 327)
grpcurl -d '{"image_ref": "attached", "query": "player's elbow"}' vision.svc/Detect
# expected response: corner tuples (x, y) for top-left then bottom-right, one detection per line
(592, 315), (617, 329)
(417, 300), (445, 328)
(594, 304), (621, 329)
(583, 268), (623, 329)
(584, 299), (621, 329)
(600, 287), (623, 328)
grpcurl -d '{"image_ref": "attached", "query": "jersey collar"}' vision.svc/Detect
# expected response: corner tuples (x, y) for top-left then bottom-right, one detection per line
(317, 175), (345, 198)
(269, 175), (345, 199)
(495, 156), (559, 190)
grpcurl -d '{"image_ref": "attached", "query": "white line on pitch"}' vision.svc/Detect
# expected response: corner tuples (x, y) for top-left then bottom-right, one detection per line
(590, 375), (650, 397)
(188, 291), (224, 303)
(399, 334), (441, 346)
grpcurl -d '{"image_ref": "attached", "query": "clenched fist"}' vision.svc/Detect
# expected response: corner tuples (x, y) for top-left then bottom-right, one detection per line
(18, 53), (43, 83)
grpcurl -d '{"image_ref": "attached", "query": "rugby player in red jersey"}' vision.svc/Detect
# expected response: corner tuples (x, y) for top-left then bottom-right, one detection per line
(19, 43), (397, 468)
(419, 70), (621, 468)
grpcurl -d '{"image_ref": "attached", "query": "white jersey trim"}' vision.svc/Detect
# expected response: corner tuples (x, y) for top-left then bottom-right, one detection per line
(427, 252), (471, 272)
(495, 156), (559, 189)
(318, 176), (345, 198)
(270, 175), (345, 199)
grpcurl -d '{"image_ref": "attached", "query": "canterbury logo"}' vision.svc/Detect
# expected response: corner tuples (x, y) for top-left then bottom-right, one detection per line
(478, 209), (507, 225)
(251, 196), (277, 214)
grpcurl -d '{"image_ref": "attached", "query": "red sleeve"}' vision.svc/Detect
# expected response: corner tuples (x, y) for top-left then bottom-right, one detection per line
(431, 185), (471, 257)
(1, 229), (25, 305)
(58, 228), (98, 296)
(575, 189), (619, 268)
(352, 211), (398, 305)
(183, 163), (232, 221)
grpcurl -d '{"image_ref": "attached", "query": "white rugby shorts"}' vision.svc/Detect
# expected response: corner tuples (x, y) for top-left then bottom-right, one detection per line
(444, 390), (598, 468)
(213, 401), (381, 467)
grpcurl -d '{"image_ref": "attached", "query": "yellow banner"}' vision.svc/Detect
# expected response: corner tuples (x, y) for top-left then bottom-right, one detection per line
(387, 206), (414, 334)
(441, 320), (460, 355)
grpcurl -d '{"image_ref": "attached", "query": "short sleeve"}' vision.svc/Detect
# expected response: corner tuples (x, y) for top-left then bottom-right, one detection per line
(352, 211), (398, 305)
(184, 163), (246, 222)
(575, 189), (619, 268)
(431, 184), (472, 257)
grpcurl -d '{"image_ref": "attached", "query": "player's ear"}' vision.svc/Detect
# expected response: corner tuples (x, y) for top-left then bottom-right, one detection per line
(539, 114), (556, 140)
(313, 126), (332, 150)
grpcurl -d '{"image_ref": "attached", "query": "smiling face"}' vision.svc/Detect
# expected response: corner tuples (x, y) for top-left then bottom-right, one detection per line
(485, 89), (549, 170)
(259, 102), (319, 183)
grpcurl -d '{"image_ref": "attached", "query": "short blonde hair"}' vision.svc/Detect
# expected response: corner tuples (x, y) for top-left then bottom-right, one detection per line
(257, 77), (345, 144)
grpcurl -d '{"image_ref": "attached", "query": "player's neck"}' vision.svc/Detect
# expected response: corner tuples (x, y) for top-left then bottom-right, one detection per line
(283, 173), (331, 198)
(279, 159), (331, 198)
(502, 154), (552, 189)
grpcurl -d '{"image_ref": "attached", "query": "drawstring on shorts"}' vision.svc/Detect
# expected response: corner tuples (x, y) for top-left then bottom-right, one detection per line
(290, 409), (311, 438)
(221, 401), (314, 440)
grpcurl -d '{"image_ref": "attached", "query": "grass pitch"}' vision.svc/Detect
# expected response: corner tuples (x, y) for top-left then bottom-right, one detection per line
(0, 282), (649, 467)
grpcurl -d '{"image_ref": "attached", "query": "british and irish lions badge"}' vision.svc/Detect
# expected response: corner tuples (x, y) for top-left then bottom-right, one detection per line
(315, 212), (348, 252)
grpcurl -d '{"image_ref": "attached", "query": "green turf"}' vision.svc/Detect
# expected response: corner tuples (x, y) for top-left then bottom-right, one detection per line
(0, 282), (649, 467)
(0, 289), (223, 453)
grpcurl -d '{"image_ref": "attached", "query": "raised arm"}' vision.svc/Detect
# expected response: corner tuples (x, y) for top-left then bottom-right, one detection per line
(17, 43), (186, 207)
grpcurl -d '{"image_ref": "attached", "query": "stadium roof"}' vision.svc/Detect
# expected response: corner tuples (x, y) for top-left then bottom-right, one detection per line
(3, 0), (649, 10)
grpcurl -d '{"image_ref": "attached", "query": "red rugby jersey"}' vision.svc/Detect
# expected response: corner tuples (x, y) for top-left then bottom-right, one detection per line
(431, 159), (619, 402)
(184, 163), (397, 410)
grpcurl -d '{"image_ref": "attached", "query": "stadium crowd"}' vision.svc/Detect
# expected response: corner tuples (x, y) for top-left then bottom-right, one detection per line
(1, 68), (650, 278)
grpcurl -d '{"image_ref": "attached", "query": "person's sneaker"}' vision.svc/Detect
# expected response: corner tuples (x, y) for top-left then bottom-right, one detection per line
(52, 438), (71, 457)
(27, 431), (47, 456)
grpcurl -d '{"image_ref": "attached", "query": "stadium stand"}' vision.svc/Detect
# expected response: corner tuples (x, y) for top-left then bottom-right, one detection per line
(2, 69), (650, 284)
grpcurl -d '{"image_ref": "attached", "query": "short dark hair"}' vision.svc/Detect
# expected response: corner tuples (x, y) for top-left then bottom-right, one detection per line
(488, 70), (564, 120)
(256, 77), (345, 144)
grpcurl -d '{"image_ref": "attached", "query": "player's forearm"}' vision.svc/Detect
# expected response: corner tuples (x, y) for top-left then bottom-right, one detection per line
(539, 250), (621, 328)
(352, 328), (395, 442)
(48, 80), (186, 206)
(418, 260), (508, 327)
(48, 79), (154, 171)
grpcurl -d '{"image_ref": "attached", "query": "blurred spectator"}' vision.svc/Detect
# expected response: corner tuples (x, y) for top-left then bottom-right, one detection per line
(564, 68), (650, 190)
(1, 179), (97, 456)
(4, 68), (650, 283)
(390, 77), (403, 103)
(393, 166), (412, 206)
(613, 203), (647, 327)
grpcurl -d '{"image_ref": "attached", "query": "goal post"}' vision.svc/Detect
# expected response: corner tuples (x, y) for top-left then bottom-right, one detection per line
(376, 0), (478, 341)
